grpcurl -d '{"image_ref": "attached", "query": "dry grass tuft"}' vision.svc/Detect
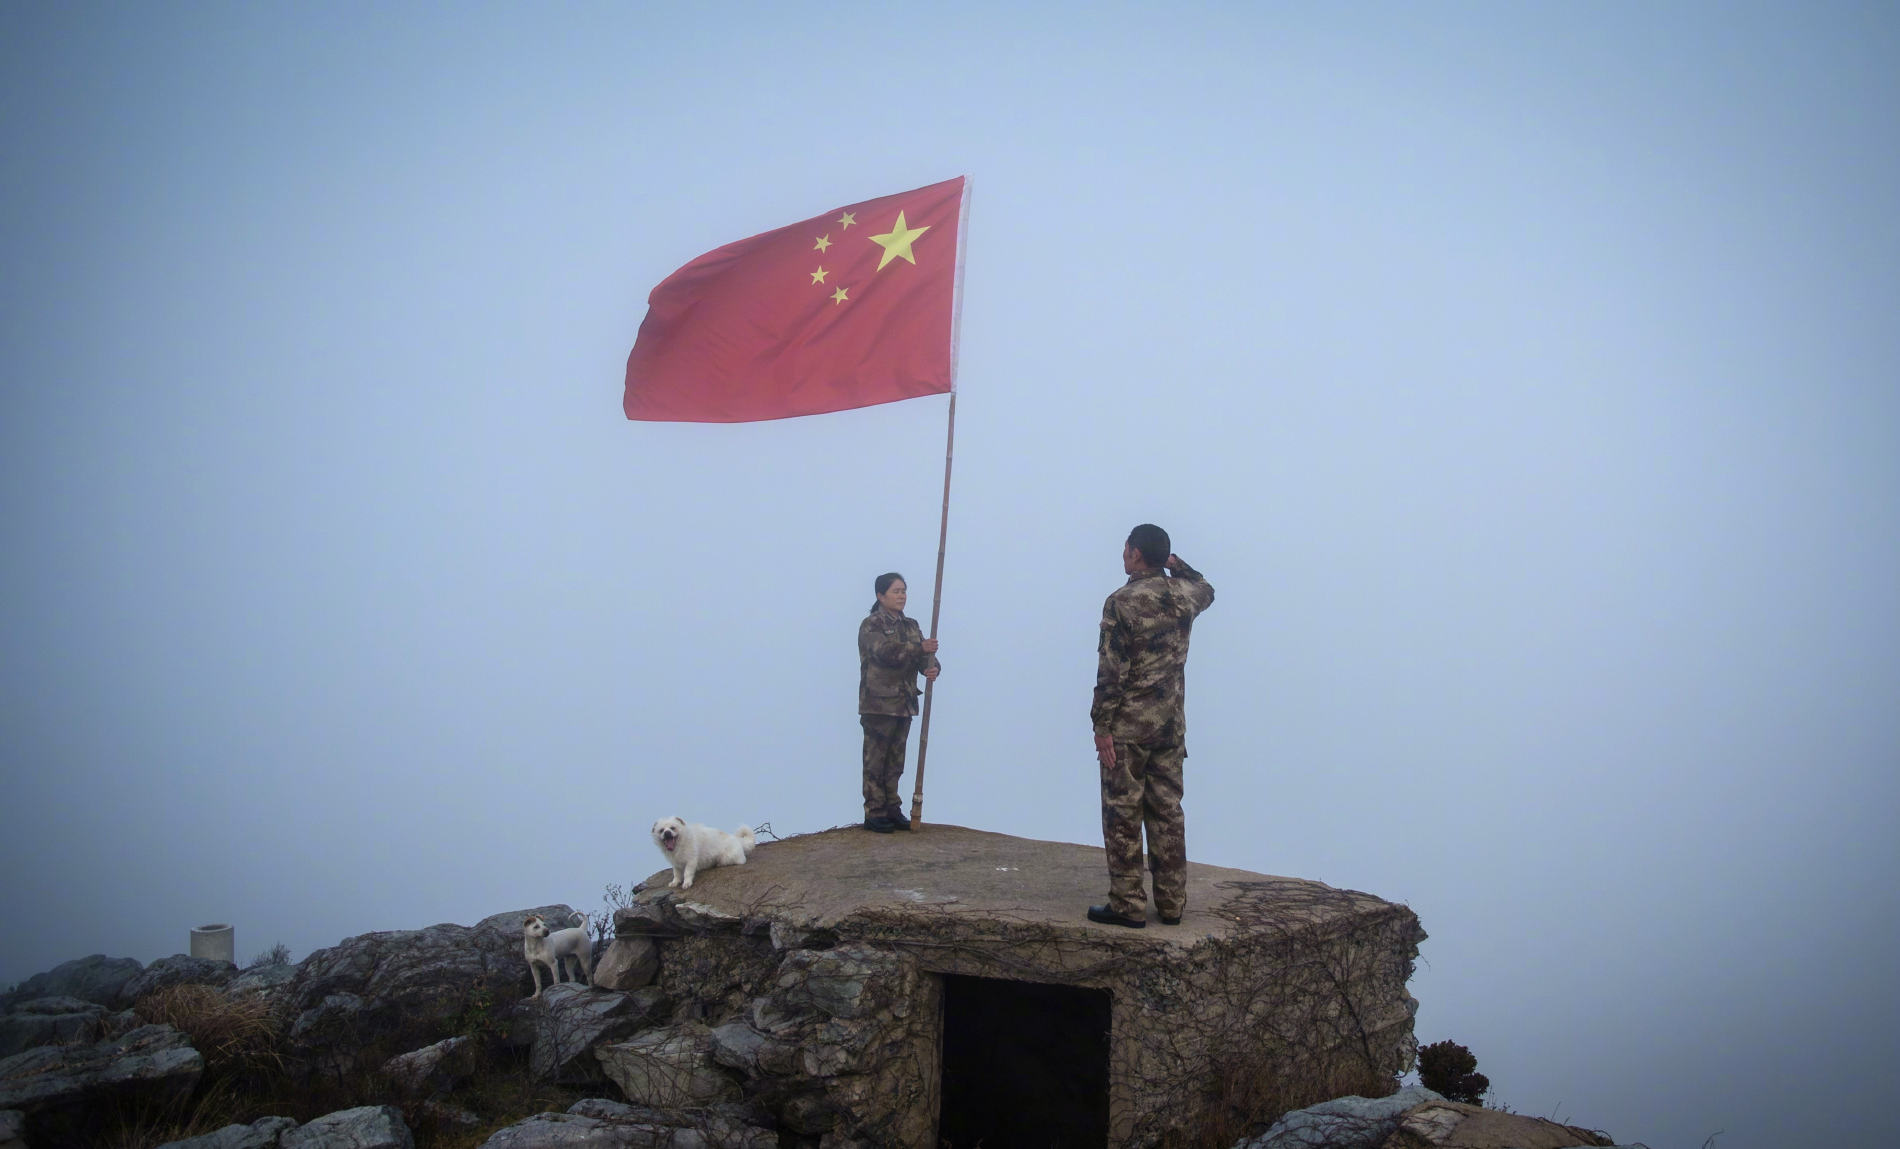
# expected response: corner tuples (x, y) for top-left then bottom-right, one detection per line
(134, 984), (284, 1076)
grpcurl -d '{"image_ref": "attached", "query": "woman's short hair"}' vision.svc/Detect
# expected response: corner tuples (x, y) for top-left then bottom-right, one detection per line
(871, 571), (906, 613)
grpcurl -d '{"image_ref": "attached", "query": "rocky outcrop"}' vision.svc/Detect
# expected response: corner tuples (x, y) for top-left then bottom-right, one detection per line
(595, 1023), (742, 1108)
(480, 1099), (773, 1149)
(1379, 1098), (1616, 1148)
(521, 983), (666, 1083)
(157, 1115), (300, 1149)
(1244, 1087), (1447, 1149)
(0, 997), (112, 1058)
(0, 955), (144, 1011)
(280, 1106), (412, 1149)
(0, 1023), (202, 1115)
(223, 961), (301, 1003)
(280, 905), (575, 1064)
(0, 1110), (22, 1149)
(591, 936), (658, 991)
(382, 1035), (477, 1096)
(122, 955), (240, 1002)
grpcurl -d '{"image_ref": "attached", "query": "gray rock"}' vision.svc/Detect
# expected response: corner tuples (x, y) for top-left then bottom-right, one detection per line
(526, 984), (656, 1083)
(0, 1110), (22, 1149)
(284, 904), (577, 1057)
(775, 947), (891, 1020)
(595, 1023), (741, 1107)
(590, 936), (657, 991)
(612, 904), (677, 938)
(672, 901), (744, 932)
(123, 955), (241, 1003)
(709, 1020), (798, 1077)
(0, 955), (144, 1011)
(479, 1101), (773, 1149)
(382, 1034), (476, 1095)
(280, 1105), (413, 1149)
(569, 1099), (775, 1149)
(156, 1115), (300, 1149)
(0, 997), (108, 1058)
(1242, 1086), (1446, 1149)
(224, 961), (302, 1002)
(0, 1023), (202, 1115)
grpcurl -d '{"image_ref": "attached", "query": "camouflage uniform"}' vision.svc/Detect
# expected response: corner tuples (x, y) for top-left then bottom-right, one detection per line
(1091, 558), (1214, 921)
(859, 609), (941, 820)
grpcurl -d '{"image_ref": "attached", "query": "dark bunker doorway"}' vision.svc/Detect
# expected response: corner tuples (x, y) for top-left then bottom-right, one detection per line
(938, 974), (1112, 1149)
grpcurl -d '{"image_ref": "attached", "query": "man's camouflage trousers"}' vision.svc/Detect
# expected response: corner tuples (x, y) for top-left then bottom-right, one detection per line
(860, 715), (912, 820)
(1100, 739), (1187, 921)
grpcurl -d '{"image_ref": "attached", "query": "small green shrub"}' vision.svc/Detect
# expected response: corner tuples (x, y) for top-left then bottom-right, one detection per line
(1417, 1040), (1490, 1104)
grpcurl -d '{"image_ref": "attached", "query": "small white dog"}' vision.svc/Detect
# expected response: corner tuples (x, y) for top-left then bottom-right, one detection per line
(522, 911), (593, 997)
(651, 816), (756, 890)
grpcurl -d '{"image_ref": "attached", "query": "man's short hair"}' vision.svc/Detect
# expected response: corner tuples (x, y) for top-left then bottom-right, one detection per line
(1127, 523), (1170, 567)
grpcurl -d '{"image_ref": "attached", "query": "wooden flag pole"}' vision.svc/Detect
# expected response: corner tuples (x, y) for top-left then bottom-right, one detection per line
(907, 391), (956, 830)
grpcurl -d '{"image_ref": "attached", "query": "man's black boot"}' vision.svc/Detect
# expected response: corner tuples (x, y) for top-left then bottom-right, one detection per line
(883, 806), (912, 830)
(863, 816), (896, 834)
(1086, 904), (1146, 929)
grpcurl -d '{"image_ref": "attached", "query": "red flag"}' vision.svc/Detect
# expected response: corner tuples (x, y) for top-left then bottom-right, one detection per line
(624, 177), (966, 423)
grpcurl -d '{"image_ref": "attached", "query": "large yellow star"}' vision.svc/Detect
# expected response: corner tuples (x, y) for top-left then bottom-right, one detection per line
(831, 287), (849, 304)
(837, 212), (856, 229)
(810, 266), (828, 284)
(868, 211), (930, 271)
(813, 234), (832, 252)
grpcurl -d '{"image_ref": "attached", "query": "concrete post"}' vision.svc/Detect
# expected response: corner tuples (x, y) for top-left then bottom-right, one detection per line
(190, 923), (234, 963)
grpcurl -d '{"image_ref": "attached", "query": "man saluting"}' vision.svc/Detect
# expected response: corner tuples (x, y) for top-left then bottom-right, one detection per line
(1088, 523), (1215, 929)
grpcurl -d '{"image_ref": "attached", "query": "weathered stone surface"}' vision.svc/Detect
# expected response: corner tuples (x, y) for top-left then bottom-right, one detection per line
(224, 961), (302, 1003)
(480, 1101), (773, 1149)
(590, 936), (658, 991)
(612, 904), (676, 938)
(1245, 1087), (1445, 1149)
(673, 900), (744, 932)
(525, 984), (656, 1082)
(0, 955), (144, 1011)
(281, 905), (575, 1061)
(280, 1105), (413, 1149)
(156, 1115), (300, 1149)
(124, 955), (241, 1003)
(654, 932), (778, 1021)
(595, 1023), (741, 1107)
(382, 1034), (476, 1096)
(0, 997), (108, 1058)
(0, 1023), (202, 1115)
(0, 1110), (22, 1149)
(1380, 1099), (1614, 1148)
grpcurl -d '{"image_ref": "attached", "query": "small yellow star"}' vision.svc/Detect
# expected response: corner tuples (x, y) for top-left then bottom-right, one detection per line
(837, 211), (856, 229)
(868, 210), (930, 271)
(832, 287), (849, 304)
(814, 235), (832, 252)
(810, 266), (828, 284)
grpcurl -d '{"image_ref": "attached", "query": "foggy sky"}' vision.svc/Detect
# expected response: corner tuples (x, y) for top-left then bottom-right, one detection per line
(2, 4), (1896, 1148)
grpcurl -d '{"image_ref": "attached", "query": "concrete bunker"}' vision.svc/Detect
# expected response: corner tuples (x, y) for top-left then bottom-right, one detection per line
(604, 824), (1424, 1148)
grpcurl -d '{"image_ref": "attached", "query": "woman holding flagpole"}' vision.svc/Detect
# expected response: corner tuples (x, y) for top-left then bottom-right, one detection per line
(857, 573), (940, 833)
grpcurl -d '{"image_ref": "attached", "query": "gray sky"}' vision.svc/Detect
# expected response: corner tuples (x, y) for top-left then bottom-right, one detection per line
(3, 4), (1896, 1147)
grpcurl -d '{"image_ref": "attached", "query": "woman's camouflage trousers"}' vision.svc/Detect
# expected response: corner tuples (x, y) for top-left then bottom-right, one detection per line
(860, 714), (912, 820)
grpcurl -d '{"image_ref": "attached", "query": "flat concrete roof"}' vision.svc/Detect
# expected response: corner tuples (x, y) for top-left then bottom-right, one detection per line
(638, 823), (1394, 947)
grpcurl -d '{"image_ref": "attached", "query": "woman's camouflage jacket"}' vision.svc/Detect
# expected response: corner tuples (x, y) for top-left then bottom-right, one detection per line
(858, 609), (940, 717)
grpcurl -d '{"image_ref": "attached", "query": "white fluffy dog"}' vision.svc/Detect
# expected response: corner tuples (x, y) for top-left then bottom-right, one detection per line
(522, 911), (592, 997)
(651, 816), (756, 889)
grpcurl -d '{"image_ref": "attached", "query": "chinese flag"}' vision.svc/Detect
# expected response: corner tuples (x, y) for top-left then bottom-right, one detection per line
(624, 177), (966, 423)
